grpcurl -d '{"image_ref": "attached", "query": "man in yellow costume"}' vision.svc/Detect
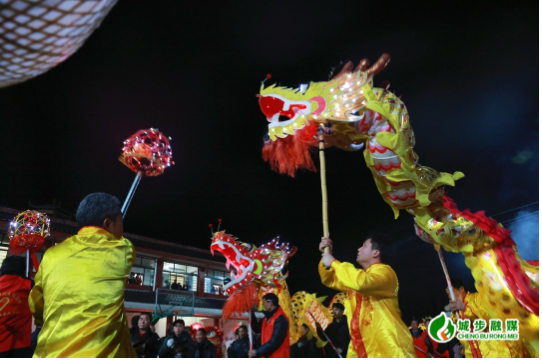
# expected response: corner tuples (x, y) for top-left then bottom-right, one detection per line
(447, 278), (527, 358)
(29, 193), (137, 357)
(319, 233), (416, 358)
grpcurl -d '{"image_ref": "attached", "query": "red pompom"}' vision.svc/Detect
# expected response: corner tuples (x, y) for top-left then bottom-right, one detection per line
(218, 219), (222, 222)
(266, 73), (272, 79)
(208, 224), (213, 228)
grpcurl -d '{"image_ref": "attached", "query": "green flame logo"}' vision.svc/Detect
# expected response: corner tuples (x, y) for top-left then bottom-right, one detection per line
(428, 312), (457, 343)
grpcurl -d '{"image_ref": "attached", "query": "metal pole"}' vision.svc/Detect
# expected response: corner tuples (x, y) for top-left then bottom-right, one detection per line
(248, 317), (253, 350)
(26, 249), (29, 277)
(153, 261), (158, 292)
(121, 171), (143, 218)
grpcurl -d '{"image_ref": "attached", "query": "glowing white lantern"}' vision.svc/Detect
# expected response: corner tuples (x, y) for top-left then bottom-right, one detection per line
(0, 0), (117, 87)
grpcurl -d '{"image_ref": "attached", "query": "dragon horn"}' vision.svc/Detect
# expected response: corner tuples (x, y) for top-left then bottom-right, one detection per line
(331, 61), (354, 80)
(354, 58), (370, 72)
(366, 53), (391, 77)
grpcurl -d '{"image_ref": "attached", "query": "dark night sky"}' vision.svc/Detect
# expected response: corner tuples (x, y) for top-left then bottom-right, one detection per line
(0, 0), (538, 322)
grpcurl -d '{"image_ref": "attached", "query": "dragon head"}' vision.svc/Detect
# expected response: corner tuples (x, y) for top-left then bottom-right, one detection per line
(259, 54), (390, 176)
(210, 231), (297, 296)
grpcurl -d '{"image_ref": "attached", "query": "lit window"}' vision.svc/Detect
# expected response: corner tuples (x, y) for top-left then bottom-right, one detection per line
(128, 257), (156, 286)
(0, 232), (9, 265)
(0, 248), (7, 266)
(204, 270), (226, 295)
(162, 262), (198, 292)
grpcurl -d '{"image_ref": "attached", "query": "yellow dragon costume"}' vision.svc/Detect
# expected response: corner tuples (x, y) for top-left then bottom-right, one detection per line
(210, 231), (332, 346)
(257, 54), (539, 356)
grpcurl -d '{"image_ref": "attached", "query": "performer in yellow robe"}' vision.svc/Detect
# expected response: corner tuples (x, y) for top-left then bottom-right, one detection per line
(448, 279), (527, 358)
(29, 193), (137, 358)
(319, 234), (416, 358)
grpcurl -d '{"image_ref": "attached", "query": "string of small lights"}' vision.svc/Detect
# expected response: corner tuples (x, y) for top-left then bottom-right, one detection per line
(8, 210), (51, 272)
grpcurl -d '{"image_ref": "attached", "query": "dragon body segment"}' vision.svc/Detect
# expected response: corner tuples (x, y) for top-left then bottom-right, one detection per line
(258, 55), (538, 355)
(210, 231), (331, 346)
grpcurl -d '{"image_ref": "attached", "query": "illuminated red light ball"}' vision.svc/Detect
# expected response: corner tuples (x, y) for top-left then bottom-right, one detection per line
(120, 128), (173, 177)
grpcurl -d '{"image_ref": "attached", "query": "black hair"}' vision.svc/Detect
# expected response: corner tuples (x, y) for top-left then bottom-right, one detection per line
(238, 325), (247, 333)
(0, 256), (25, 277)
(76, 192), (121, 228)
(196, 328), (207, 335)
(262, 293), (279, 306)
(140, 312), (153, 323)
(332, 303), (345, 311)
(451, 278), (465, 291)
(172, 319), (185, 327)
(302, 324), (309, 330)
(365, 232), (393, 263)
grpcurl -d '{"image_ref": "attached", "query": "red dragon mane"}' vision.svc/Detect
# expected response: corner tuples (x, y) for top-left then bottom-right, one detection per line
(262, 121), (318, 177)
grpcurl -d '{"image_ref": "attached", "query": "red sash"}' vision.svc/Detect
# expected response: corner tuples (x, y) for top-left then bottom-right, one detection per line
(350, 291), (368, 357)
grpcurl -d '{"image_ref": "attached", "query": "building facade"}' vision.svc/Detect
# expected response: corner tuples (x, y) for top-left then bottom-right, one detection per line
(0, 206), (246, 347)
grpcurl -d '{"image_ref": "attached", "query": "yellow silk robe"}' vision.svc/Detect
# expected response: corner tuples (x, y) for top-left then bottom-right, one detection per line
(29, 226), (137, 358)
(456, 292), (525, 358)
(319, 260), (416, 358)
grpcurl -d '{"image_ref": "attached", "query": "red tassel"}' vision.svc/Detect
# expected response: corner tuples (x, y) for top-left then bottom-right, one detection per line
(9, 234), (46, 255)
(222, 283), (259, 320)
(262, 121), (318, 177)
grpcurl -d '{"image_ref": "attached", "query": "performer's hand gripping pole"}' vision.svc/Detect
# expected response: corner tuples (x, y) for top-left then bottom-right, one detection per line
(318, 127), (330, 253)
(121, 170), (143, 218)
(437, 247), (461, 320)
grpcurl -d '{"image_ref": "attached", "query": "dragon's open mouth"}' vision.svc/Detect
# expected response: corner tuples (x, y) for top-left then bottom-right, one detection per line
(210, 239), (254, 293)
(278, 115), (291, 122)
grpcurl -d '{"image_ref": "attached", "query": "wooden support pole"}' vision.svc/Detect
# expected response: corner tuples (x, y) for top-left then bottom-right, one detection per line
(437, 247), (460, 320)
(318, 128), (330, 253)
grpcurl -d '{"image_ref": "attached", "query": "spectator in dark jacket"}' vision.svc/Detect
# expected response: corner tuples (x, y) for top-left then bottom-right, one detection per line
(317, 303), (350, 358)
(158, 319), (196, 358)
(194, 329), (217, 358)
(227, 325), (250, 358)
(130, 312), (160, 358)
(291, 324), (324, 358)
(0, 256), (34, 358)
